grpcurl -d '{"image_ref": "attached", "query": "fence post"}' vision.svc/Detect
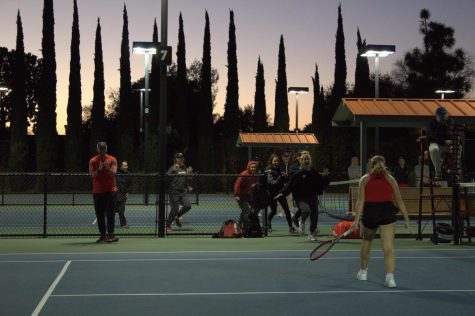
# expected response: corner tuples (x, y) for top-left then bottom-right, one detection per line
(43, 173), (48, 238)
(1, 174), (4, 206)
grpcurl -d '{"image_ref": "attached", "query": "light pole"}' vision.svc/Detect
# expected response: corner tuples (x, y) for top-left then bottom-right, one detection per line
(360, 44), (395, 159)
(288, 87), (309, 133)
(132, 42), (158, 173)
(435, 90), (455, 99)
(133, 87), (151, 169)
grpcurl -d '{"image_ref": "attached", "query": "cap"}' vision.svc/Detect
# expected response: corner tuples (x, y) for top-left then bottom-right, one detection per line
(96, 141), (107, 150)
(435, 106), (448, 117)
(175, 152), (184, 159)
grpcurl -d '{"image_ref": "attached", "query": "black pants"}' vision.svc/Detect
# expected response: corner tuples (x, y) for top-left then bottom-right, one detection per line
(296, 199), (319, 233)
(93, 192), (116, 237)
(268, 195), (293, 227)
(115, 200), (127, 226)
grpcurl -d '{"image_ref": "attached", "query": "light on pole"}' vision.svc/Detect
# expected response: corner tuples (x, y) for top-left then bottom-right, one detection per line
(360, 44), (395, 159)
(288, 87), (309, 133)
(132, 41), (158, 172)
(133, 87), (151, 169)
(435, 90), (455, 99)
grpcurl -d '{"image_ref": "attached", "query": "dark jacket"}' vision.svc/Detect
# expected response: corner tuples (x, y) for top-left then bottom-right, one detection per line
(265, 166), (286, 195)
(167, 164), (189, 193)
(427, 117), (454, 145)
(280, 168), (330, 202)
(116, 169), (131, 202)
(394, 164), (410, 184)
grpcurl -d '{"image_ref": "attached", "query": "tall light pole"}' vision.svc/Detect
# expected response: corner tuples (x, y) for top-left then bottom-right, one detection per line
(133, 87), (150, 169)
(288, 87), (309, 133)
(132, 41), (158, 173)
(360, 44), (395, 159)
(435, 89), (455, 99)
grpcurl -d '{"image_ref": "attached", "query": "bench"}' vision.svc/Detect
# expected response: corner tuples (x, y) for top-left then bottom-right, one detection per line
(349, 186), (453, 219)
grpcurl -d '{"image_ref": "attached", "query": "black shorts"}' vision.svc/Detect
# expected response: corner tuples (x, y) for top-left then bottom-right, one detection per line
(362, 202), (398, 229)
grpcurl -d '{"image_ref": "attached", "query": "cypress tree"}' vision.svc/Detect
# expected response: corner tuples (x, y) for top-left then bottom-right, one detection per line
(331, 4), (347, 115)
(223, 10), (239, 140)
(354, 28), (371, 97)
(253, 57), (267, 132)
(8, 11), (28, 171)
(36, 0), (58, 171)
(65, 0), (82, 172)
(198, 11), (213, 172)
(90, 18), (105, 153)
(148, 19), (160, 171)
(176, 12), (189, 147)
(274, 35), (289, 132)
(117, 4), (134, 164)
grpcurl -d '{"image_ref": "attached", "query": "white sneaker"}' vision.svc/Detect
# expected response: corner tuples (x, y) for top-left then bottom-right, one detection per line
(307, 233), (317, 241)
(384, 274), (397, 288)
(356, 269), (368, 281)
(92, 218), (97, 225)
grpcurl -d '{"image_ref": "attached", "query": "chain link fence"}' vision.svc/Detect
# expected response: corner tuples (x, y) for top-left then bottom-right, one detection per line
(0, 173), (353, 238)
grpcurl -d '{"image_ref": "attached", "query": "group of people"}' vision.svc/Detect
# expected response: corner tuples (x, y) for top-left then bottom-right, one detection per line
(233, 150), (330, 241)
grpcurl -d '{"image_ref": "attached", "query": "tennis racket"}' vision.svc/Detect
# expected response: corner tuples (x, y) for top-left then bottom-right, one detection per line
(309, 227), (356, 261)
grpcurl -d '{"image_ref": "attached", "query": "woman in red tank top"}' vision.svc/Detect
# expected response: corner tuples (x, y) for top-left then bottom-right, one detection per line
(351, 155), (412, 288)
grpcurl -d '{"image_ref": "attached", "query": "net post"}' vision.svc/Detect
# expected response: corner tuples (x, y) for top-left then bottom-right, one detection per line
(452, 183), (460, 245)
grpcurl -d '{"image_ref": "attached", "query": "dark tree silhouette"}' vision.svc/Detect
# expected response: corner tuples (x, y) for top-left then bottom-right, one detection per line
(175, 12), (189, 147)
(8, 11), (28, 171)
(354, 28), (371, 97)
(198, 11), (214, 172)
(253, 56), (267, 132)
(331, 3), (347, 115)
(65, 0), (82, 172)
(274, 35), (289, 132)
(90, 18), (105, 154)
(36, 0), (58, 171)
(117, 4), (134, 164)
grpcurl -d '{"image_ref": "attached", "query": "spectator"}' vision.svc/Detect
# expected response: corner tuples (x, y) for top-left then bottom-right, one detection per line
(115, 161), (131, 228)
(265, 154), (297, 233)
(234, 161), (258, 223)
(166, 153), (193, 233)
(393, 156), (410, 187)
(276, 152), (330, 241)
(348, 156), (361, 181)
(88, 141), (119, 243)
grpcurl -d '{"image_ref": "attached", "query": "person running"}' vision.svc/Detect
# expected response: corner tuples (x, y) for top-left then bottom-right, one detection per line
(88, 141), (119, 243)
(265, 154), (297, 233)
(351, 155), (412, 288)
(275, 152), (330, 241)
(166, 153), (193, 233)
(234, 161), (258, 223)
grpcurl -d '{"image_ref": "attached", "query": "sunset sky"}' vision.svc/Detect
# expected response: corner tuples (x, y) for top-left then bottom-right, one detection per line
(1, 0), (474, 135)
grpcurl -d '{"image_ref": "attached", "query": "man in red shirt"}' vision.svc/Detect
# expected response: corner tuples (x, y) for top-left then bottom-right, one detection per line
(89, 141), (118, 243)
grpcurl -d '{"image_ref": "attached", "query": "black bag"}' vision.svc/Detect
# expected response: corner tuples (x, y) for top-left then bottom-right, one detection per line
(243, 212), (263, 238)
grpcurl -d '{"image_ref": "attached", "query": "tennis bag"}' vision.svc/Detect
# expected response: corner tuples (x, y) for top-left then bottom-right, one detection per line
(213, 220), (243, 238)
(332, 221), (360, 239)
(430, 222), (453, 243)
(243, 212), (263, 238)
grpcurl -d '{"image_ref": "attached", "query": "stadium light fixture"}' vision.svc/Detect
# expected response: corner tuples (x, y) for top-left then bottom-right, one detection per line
(288, 87), (309, 133)
(435, 90), (455, 99)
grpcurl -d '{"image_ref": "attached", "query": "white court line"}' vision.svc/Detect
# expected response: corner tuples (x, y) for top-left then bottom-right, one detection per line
(1, 255), (470, 263)
(1, 248), (474, 256)
(31, 260), (71, 316)
(51, 289), (475, 297)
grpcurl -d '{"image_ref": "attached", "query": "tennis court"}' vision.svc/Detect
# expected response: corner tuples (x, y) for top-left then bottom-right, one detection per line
(1, 236), (474, 316)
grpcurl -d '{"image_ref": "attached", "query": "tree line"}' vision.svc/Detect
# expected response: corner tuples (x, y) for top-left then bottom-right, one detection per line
(0, 1), (473, 176)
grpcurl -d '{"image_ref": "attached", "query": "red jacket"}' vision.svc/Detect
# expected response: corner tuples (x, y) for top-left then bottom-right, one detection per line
(234, 161), (257, 198)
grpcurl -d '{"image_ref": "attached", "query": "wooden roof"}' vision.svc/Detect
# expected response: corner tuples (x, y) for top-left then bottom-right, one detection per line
(236, 132), (319, 148)
(333, 98), (475, 127)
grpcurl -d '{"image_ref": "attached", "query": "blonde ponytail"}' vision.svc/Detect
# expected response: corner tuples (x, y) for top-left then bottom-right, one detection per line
(370, 155), (387, 176)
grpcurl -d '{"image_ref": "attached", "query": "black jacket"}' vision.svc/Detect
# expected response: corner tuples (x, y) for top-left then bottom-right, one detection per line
(116, 169), (132, 202)
(280, 168), (330, 202)
(427, 118), (454, 145)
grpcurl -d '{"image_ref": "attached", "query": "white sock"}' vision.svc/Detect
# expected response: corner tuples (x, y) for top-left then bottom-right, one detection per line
(386, 273), (394, 279)
(360, 268), (367, 273)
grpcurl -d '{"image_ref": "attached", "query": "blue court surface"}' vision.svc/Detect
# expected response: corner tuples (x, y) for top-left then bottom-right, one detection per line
(1, 242), (474, 316)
